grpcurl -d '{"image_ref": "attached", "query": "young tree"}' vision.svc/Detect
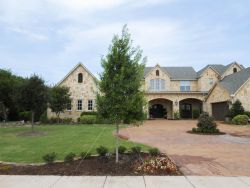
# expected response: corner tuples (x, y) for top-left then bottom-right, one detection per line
(97, 25), (146, 163)
(20, 75), (48, 131)
(49, 86), (71, 122)
(229, 100), (245, 118)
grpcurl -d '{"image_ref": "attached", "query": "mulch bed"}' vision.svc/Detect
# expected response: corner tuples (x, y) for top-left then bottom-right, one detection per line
(187, 130), (226, 135)
(0, 153), (181, 176)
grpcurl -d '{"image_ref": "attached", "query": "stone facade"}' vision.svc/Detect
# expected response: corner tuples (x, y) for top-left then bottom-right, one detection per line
(48, 62), (248, 121)
(47, 64), (98, 121)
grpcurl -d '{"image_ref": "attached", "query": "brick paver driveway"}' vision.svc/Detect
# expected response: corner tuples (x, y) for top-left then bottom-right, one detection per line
(120, 120), (250, 176)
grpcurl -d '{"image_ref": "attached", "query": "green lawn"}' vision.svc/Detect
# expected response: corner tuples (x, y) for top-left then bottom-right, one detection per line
(0, 124), (150, 163)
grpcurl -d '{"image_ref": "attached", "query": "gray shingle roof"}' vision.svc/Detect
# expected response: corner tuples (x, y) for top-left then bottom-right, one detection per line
(219, 67), (250, 94)
(144, 66), (197, 80)
(197, 64), (230, 77)
(163, 67), (197, 80)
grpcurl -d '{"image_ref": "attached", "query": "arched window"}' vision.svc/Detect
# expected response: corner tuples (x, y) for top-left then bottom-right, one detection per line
(78, 73), (83, 83)
(156, 70), (159, 76)
(233, 68), (237, 73)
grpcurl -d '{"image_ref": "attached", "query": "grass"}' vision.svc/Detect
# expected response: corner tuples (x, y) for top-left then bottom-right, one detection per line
(0, 124), (150, 163)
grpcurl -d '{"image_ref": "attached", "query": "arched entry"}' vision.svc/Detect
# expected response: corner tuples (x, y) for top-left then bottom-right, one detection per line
(149, 98), (173, 119)
(179, 98), (202, 119)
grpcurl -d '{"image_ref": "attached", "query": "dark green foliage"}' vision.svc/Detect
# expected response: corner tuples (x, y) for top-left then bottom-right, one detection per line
(64, 152), (76, 163)
(96, 146), (108, 156)
(46, 117), (73, 124)
(244, 111), (250, 118)
(18, 111), (31, 122)
(80, 111), (98, 116)
(0, 69), (24, 121)
(232, 115), (249, 125)
(194, 112), (219, 133)
(96, 25), (146, 124)
(39, 111), (49, 123)
(49, 86), (71, 120)
(148, 148), (160, 156)
(79, 115), (97, 124)
(80, 152), (91, 159)
(118, 146), (127, 154)
(42, 152), (57, 164)
(131, 146), (142, 154)
(229, 100), (245, 118)
(192, 109), (200, 119)
(19, 75), (48, 128)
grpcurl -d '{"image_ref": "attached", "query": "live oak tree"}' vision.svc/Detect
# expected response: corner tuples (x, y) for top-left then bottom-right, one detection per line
(20, 75), (48, 131)
(49, 86), (71, 122)
(97, 25), (146, 163)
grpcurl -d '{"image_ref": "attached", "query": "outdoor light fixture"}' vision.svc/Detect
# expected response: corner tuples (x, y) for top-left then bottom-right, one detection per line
(175, 100), (178, 106)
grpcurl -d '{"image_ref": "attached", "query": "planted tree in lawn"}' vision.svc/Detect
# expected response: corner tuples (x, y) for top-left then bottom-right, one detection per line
(96, 25), (146, 163)
(49, 86), (71, 122)
(229, 100), (245, 118)
(20, 75), (48, 131)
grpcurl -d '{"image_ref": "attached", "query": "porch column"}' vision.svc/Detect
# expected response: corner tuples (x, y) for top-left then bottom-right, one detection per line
(173, 100), (179, 119)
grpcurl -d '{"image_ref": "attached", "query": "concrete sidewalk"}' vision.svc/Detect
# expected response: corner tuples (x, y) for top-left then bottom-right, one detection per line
(0, 175), (250, 188)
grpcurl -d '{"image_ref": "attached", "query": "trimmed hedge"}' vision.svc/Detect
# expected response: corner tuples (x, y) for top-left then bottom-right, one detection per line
(232, 115), (249, 125)
(192, 109), (200, 119)
(78, 115), (97, 124)
(80, 111), (98, 116)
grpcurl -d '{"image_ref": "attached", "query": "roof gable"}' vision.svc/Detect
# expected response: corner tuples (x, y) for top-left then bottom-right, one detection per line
(219, 67), (250, 95)
(57, 63), (98, 86)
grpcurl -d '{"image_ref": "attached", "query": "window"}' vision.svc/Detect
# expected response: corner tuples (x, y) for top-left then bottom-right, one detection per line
(180, 81), (190, 91)
(149, 79), (166, 91)
(78, 73), (83, 83)
(233, 68), (237, 73)
(156, 70), (159, 76)
(88, 100), (93, 111)
(66, 101), (72, 111)
(209, 78), (214, 85)
(77, 100), (82, 111)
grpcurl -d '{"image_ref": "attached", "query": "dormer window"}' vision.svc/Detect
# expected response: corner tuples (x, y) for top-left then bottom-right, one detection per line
(233, 68), (237, 73)
(156, 70), (159, 76)
(78, 73), (83, 83)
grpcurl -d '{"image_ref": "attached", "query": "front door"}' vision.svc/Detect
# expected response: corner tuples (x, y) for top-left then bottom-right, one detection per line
(149, 104), (166, 118)
(180, 103), (192, 118)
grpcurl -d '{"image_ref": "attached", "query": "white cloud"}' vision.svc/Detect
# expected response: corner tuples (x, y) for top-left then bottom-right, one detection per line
(9, 27), (48, 41)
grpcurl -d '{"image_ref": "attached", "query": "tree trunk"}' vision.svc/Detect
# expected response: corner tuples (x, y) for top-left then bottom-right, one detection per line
(31, 111), (35, 132)
(56, 113), (60, 124)
(115, 122), (119, 163)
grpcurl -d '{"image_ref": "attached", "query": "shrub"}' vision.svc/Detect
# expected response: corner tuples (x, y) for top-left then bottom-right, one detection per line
(79, 115), (97, 124)
(244, 111), (250, 118)
(80, 111), (98, 116)
(148, 148), (160, 156)
(229, 100), (245, 118)
(232, 115), (249, 125)
(131, 146), (142, 154)
(174, 111), (180, 120)
(42, 152), (57, 164)
(192, 109), (200, 119)
(64, 152), (76, 163)
(96, 146), (108, 156)
(40, 111), (49, 123)
(18, 111), (31, 122)
(118, 146), (127, 154)
(61, 118), (73, 124)
(80, 151), (91, 159)
(197, 112), (217, 131)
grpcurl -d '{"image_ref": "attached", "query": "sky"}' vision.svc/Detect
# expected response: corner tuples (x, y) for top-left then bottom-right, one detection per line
(0, 0), (250, 85)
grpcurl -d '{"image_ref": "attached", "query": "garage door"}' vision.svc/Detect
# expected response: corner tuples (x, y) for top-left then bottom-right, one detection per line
(212, 102), (229, 121)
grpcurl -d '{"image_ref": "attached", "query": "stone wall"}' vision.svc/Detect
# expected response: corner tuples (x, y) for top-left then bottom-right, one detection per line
(47, 64), (98, 121)
(234, 79), (250, 111)
(204, 84), (231, 115)
(197, 67), (219, 92)
(222, 63), (243, 79)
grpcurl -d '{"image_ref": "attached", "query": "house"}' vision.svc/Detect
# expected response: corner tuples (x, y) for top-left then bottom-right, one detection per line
(47, 62), (249, 121)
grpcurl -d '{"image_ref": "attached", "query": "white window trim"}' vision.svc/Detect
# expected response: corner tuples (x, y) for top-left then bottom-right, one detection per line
(87, 99), (93, 111)
(77, 99), (83, 111)
(180, 81), (191, 91)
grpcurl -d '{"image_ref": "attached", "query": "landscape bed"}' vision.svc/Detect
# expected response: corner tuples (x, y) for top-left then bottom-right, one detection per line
(0, 153), (181, 176)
